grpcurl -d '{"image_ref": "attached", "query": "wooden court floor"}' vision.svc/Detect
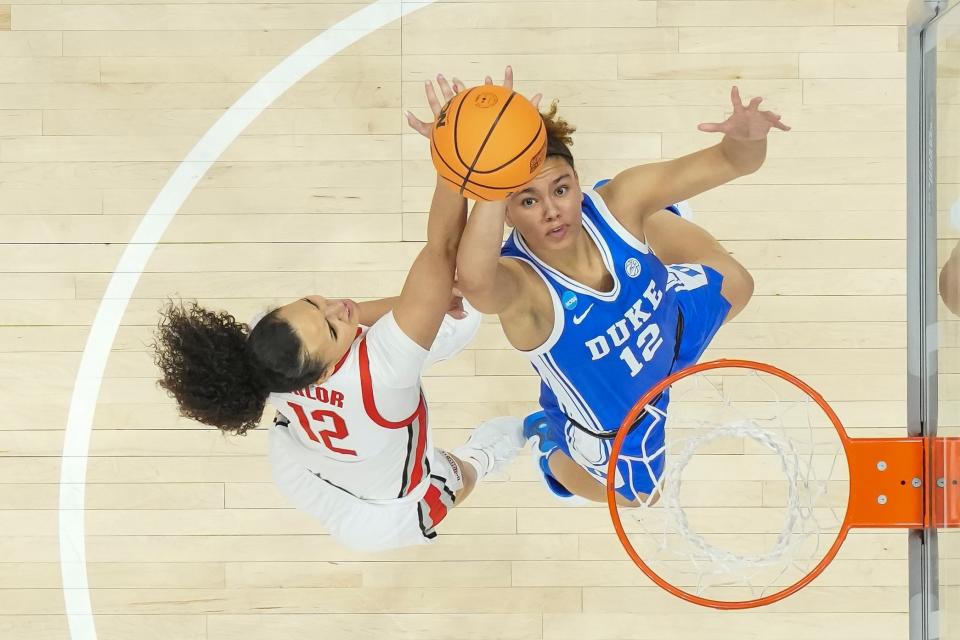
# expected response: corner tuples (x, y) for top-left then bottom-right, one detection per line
(0, 1), (931, 638)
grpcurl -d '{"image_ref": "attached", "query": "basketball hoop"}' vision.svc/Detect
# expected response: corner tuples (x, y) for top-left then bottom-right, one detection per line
(606, 359), (960, 610)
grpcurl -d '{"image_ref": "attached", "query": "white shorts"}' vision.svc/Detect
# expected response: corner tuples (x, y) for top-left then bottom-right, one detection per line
(270, 423), (462, 551)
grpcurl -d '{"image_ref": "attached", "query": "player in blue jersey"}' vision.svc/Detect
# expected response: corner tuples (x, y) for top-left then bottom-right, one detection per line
(456, 67), (790, 505)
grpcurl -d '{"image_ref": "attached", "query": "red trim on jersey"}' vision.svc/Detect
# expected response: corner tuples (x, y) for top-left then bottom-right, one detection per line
(357, 336), (425, 429)
(422, 484), (449, 527)
(330, 327), (363, 376)
(358, 335), (429, 496)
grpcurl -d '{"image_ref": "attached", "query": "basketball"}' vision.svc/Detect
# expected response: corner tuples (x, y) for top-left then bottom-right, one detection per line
(430, 84), (547, 201)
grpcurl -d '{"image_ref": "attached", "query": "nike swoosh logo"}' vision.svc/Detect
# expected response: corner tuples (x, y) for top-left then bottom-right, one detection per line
(572, 304), (594, 325)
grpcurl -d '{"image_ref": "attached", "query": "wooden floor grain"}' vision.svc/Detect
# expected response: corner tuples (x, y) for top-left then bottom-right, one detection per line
(1, 0), (949, 638)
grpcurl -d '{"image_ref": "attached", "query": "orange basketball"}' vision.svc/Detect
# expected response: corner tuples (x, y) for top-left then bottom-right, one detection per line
(430, 85), (547, 201)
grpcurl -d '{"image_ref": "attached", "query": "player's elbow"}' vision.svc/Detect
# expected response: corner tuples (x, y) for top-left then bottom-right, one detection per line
(455, 254), (490, 292)
(455, 275), (503, 315)
(455, 273), (489, 301)
(459, 289), (505, 315)
(740, 267), (755, 303)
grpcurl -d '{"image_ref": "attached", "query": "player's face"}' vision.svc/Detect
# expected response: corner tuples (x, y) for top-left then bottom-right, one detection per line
(505, 157), (582, 252)
(275, 295), (359, 377)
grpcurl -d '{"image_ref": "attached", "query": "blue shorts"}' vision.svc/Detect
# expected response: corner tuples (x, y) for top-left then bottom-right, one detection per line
(527, 262), (731, 502)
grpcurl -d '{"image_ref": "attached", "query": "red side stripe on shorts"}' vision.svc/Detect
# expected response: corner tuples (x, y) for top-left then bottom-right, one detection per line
(405, 410), (428, 494)
(423, 484), (448, 526)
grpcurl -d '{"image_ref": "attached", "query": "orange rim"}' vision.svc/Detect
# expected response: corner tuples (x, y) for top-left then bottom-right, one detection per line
(605, 358), (853, 610)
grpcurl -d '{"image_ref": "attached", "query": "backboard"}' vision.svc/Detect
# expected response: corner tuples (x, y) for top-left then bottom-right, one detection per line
(911, 2), (960, 638)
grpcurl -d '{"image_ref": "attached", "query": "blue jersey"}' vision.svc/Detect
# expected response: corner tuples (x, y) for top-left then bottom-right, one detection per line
(501, 189), (688, 435)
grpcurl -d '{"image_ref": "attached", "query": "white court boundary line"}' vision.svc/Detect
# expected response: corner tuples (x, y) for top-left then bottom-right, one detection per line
(58, 2), (436, 637)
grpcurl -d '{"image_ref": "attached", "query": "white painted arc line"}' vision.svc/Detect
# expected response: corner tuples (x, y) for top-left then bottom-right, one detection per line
(58, 2), (437, 638)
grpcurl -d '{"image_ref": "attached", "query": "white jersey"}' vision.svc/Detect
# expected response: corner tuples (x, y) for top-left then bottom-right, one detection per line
(268, 308), (480, 501)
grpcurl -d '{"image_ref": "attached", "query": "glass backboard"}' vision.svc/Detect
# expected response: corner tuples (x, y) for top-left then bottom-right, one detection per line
(920, 2), (960, 639)
(936, 6), (960, 636)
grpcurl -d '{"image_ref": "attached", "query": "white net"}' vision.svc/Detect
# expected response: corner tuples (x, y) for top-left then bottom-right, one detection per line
(619, 366), (848, 603)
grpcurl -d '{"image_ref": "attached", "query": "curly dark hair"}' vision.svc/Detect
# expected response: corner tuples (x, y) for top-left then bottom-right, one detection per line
(541, 100), (577, 170)
(152, 301), (327, 435)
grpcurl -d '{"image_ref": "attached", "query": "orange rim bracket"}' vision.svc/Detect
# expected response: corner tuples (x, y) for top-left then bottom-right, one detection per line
(930, 437), (960, 528)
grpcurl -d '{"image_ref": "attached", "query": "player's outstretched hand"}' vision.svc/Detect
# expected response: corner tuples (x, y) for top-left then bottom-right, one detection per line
(406, 66), (543, 139)
(482, 65), (542, 110)
(406, 73), (466, 139)
(697, 86), (791, 140)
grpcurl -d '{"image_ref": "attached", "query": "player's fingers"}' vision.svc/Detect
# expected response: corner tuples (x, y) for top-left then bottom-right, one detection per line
(425, 80), (441, 116)
(731, 85), (744, 111)
(530, 93), (543, 109)
(437, 74), (455, 102)
(484, 75), (493, 85)
(747, 96), (763, 111)
(502, 65), (514, 90)
(405, 111), (430, 137)
(760, 110), (790, 130)
(447, 292), (466, 318)
(452, 77), (466, 93)
(697, 122), (726, 133)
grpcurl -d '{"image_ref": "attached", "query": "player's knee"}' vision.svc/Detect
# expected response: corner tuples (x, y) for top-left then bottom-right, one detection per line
(721, 262), (754, 319)
(736, 265), (755, 304)
(548, 453), (600, 499)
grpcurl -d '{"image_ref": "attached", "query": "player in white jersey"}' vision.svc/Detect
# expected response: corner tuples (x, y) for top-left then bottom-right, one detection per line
(153, 74), (524, 551)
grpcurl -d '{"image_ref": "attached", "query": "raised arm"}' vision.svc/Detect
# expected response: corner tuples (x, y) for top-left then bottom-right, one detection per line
(390, 75), (470, 349)
(393, 180), (467, 348)
(354, 297), (399, 327)
(452, 66), (542, 318)
(599, 86), (790, 232)
(455, 199), (527, 315)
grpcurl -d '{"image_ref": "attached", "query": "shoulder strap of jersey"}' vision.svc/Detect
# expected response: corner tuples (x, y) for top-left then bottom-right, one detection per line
(582, 187), (651, 255)
(500, 228), (526, 259)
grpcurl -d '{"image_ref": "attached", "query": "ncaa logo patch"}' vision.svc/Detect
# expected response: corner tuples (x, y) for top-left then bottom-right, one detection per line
(625, 257), (642, 278)
(561, 290), (578, 310)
